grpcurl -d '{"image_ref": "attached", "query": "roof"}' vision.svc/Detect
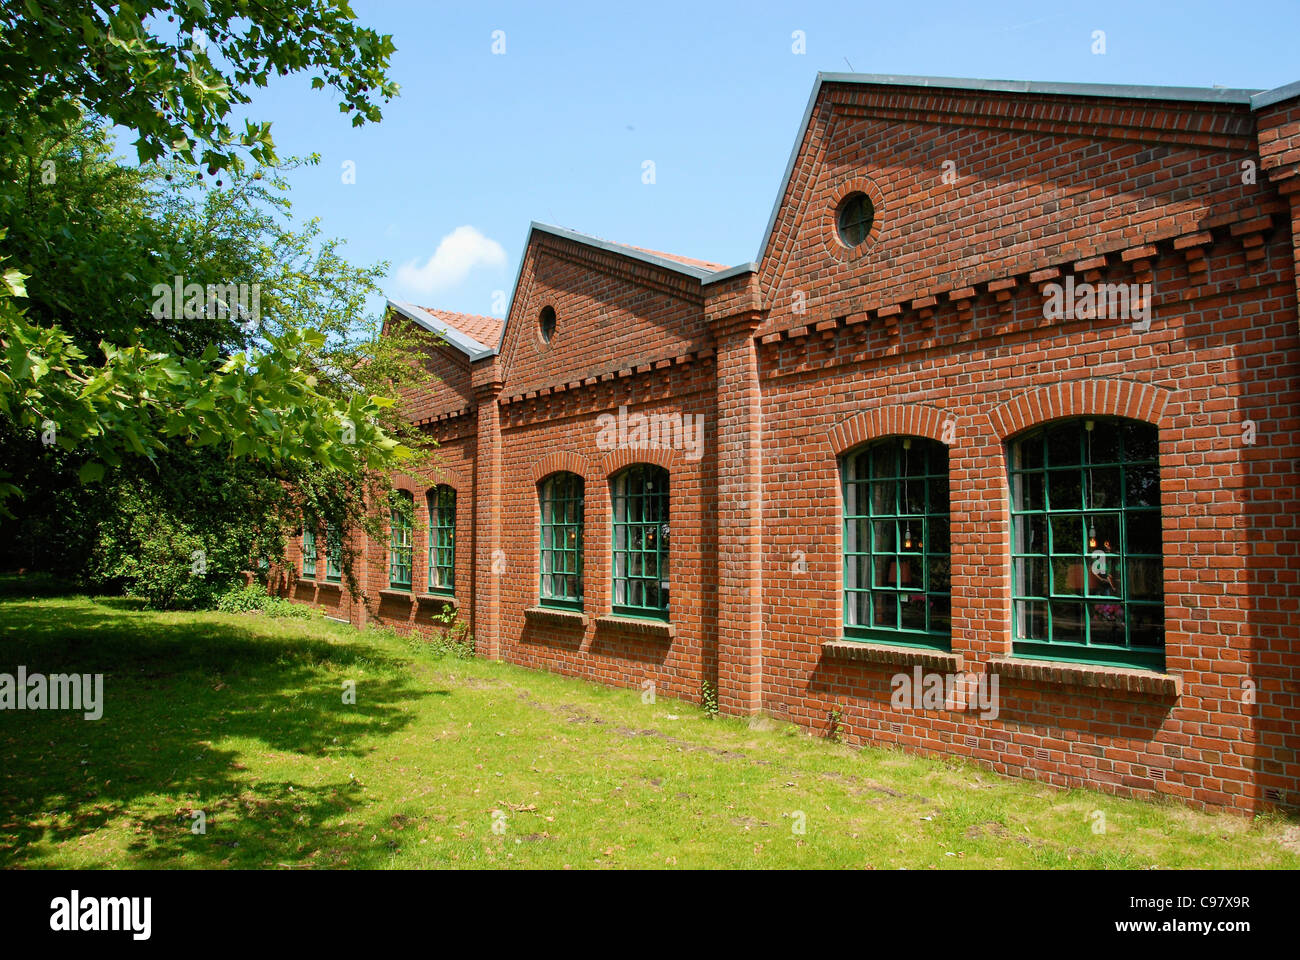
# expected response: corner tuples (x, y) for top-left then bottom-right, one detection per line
(386, 300), (499, 361)
(623, 244), (729, 273)
(529, 222), (734, 280)
(414, 306), (504, 347)
(392, 71), (1299, 363)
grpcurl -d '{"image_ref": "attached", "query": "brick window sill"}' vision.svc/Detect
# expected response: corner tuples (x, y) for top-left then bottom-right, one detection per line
(594, 614), (675, 640)
(525, 606), (588, 628)
(295, 577), (317, 588)
(822, 639), (962, 672)
(986, 657), (1181, 698)
(318, 580), (342, 590)
(417, 592), (458, 609)
(379, 588), (413, 603)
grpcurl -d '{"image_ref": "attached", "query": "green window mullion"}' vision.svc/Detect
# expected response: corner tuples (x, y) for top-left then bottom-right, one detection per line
(1009, 418), (1163, 668)
(326, 524), (343, 582)
(302, 525), (317, 579)
(610, 465), (669, 619)
(427, 486), (455, 593)
(540, 473), (585, 607)
(389, 492), (413, 589)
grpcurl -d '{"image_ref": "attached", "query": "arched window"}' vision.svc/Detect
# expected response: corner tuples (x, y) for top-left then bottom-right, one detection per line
(1009, 417), (1163, 669)
(842, 436), (951, 649)
(539, 472), (584, 609)
(611, 464), (669, 619)
(388, 490), (413, 590)
(426, 486), (456, 594)
(325, 523), (343, 582)
(301, 523), (317, 579)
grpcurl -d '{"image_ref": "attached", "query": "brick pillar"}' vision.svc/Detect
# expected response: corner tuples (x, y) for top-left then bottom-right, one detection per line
(1255, 98), (1300, 331)
(713, 310), (764, 714)
(472, 364), (505, 659)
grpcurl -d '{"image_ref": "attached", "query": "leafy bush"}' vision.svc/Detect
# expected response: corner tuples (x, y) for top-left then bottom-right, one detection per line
(85, 459), (287, 610)
(215, 583), (310, 619)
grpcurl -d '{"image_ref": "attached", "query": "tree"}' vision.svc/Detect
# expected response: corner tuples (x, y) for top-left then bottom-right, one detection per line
(0, 0), (398, 178)
(0, 0), (412, 517)
(0, 119), (430, 597)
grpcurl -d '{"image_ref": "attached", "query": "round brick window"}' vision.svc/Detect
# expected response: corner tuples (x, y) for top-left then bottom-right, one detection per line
(538, 305), (557, 343)
(836, 192), (874, 248)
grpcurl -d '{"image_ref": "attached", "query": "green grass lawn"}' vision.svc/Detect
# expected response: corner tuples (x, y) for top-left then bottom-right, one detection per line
(1, 587), (1296, 869)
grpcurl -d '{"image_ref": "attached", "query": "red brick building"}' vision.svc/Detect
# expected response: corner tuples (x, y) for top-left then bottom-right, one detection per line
(287, 73), (1300, 813)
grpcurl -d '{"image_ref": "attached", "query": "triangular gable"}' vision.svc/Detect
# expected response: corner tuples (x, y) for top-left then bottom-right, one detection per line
(754, 73), (1263, 335)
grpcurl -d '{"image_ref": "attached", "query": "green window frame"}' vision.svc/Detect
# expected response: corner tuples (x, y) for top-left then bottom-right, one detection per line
(843, 436), (951, 649)
(325, 524), (343, 582)
(1009, 417), (1163, 670)
(388, 491), (413, 590)
(427, 486), (456, 594)
(539, 472), (584, 609)
(301, 525), (317, 579)
(610, 464), (669, 620)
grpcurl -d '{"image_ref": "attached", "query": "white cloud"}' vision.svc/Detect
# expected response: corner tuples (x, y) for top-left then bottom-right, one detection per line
(395, 225), (507, 296)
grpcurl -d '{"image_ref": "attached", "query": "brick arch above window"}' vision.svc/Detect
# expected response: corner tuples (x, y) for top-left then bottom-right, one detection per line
(529, 450), (593, 485)
(389, 472), (421, 495)
(599, 445), (679, 478)
(827, 403), (952, 457)
(989, 379), (1171, 441)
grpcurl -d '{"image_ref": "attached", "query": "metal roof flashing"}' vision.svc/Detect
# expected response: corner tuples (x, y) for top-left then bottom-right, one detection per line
(386, 300), (496, 361)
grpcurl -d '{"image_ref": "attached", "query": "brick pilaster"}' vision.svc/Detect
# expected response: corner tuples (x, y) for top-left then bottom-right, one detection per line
(712, 307), (764, 714)
(472, 361), (505, 659)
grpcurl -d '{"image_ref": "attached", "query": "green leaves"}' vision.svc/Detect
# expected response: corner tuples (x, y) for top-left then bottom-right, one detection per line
(2, 268), (27, 298)
(0, 285), (411, 509)
(0, 0), (400, 178)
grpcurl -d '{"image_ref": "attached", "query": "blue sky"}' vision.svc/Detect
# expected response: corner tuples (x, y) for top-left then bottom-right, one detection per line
(228, 0), (1300, 319)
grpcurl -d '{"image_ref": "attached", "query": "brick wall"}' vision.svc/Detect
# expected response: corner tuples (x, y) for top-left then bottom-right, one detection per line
(287, 77), (1300, 813)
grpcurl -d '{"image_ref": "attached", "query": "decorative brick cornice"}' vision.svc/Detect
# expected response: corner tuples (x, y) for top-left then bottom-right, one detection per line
(759, 214), (1284, 348)
(704, 270), (763, 326)
(988, 378), (1172, 440)
(827, 402), (953, 456)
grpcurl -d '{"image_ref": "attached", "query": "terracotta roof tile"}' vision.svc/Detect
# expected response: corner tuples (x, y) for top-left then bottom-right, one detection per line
(623, 244), (728, 273)
(414, 307), (505, 348)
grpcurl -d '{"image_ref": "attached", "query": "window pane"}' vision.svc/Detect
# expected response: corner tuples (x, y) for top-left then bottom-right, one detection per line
(1127, 510), (1162, 555)
(1013, 513), (1047, 554)
(1051, 557), (1085, 596)
(1015, 600), (1049, 640)
(1121, 421), (1158, 462)
(1049, 600), (1086, 643)
(1012, 471), (1044, 512)
(900, 593), (926, 630)
(1013, 556), (1046, 597)
(1125, 463), (1160, 507)
(1127, 558), (1163, 600)
(1048, 470), (1082, 511)
(1050, 515), (1083, 555)
(1046, 421), (1083, 465)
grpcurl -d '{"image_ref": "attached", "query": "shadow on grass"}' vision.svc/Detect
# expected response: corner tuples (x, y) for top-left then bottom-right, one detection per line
(0, 595), (439, 868)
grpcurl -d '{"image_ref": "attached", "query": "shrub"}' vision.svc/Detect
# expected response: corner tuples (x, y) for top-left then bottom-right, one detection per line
(215, 583), (310, 619)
